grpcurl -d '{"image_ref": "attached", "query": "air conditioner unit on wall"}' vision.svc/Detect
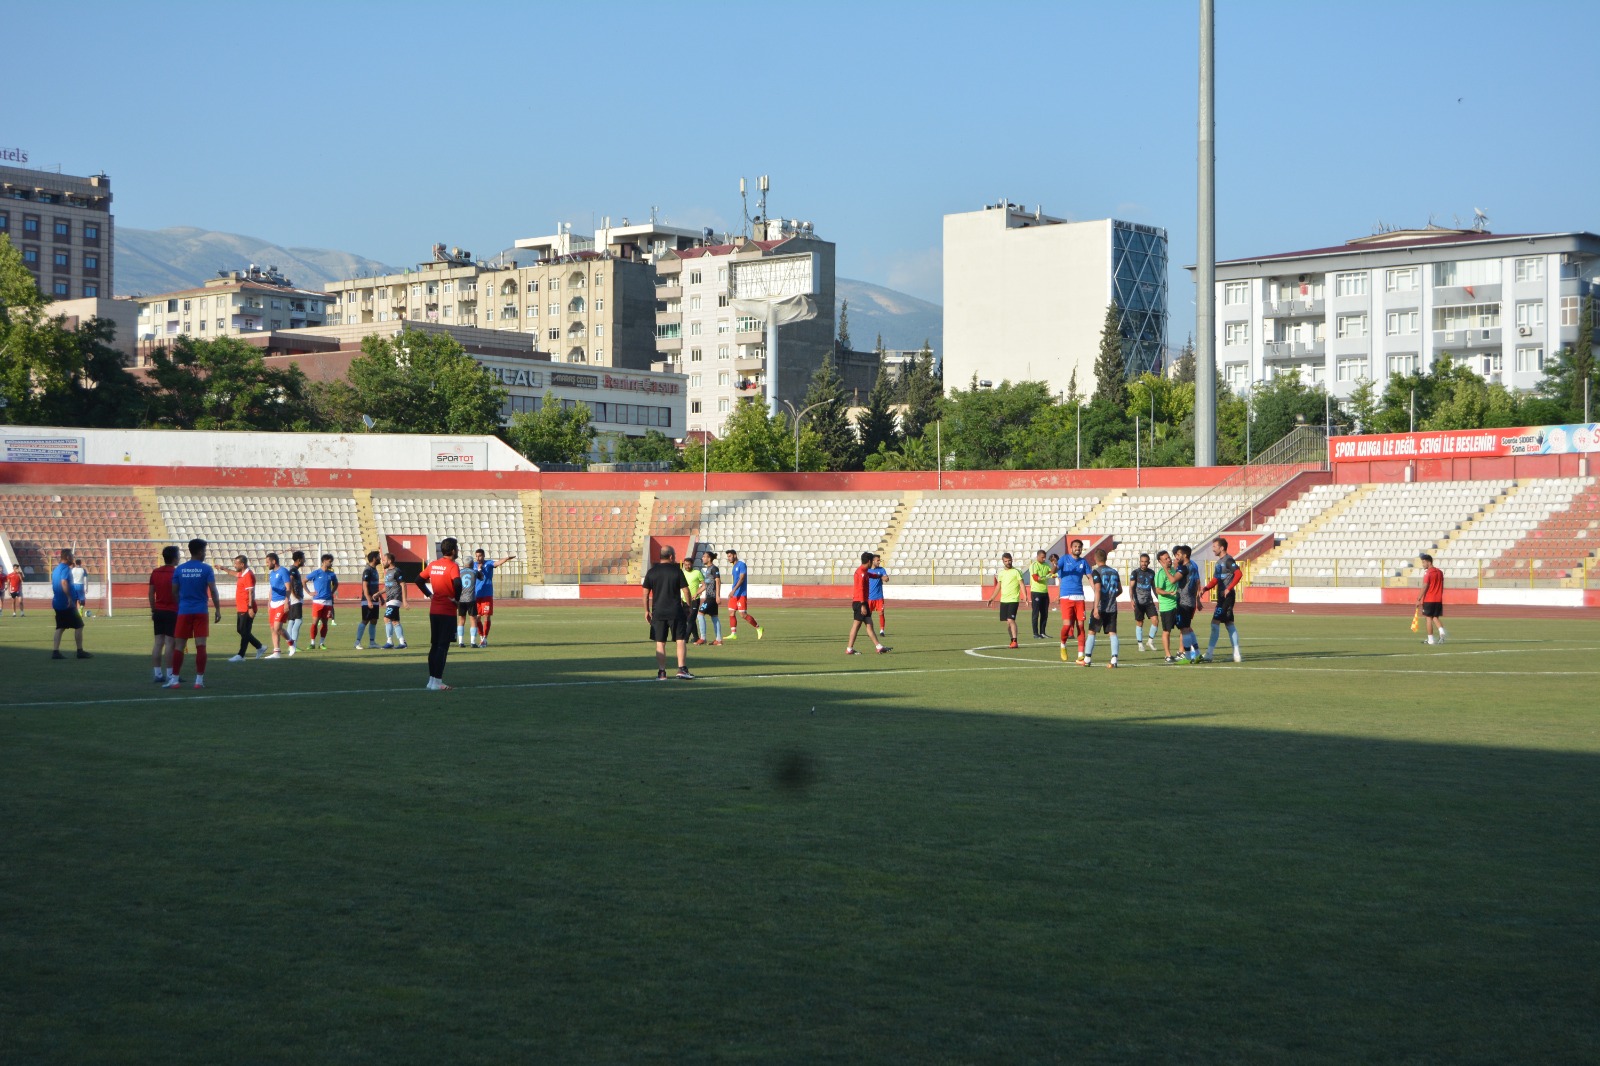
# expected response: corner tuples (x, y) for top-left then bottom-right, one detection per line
(1519, 326), (1531, 336)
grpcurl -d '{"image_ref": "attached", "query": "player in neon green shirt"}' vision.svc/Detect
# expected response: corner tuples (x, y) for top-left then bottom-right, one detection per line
(1028, 549), (1053, 640)
(1152, 548), (1181, 663)
(683, 560), (706, 644)
(986, 552), (1025, 649)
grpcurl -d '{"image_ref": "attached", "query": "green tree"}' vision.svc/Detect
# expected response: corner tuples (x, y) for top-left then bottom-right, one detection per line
(1093, 303), (1128, 408)
(856, 362), (900, 458)
(801, 352), (860, 471)
(708, 399), (824, 472)
(0, 234), (46, 322)
(1424, 372), (1522, 431)
(836, 300), (852, 352)
(863, 430), (937, 471)
(941, 380), (1054, 470)
(1244, 371), (1339, 456)
(610, 428), (680, 466)
(1346, 377), (1378, 433)
(506, 394), (595, 465)
(343, 328), (507, 435)
(1539, 294), (1596, 421)
(1172, 335), (1197, 384)
(143, 335), (316, 431)
(899, 340), (941, 440)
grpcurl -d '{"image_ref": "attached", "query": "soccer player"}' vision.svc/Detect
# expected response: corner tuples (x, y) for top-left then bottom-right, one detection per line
(354, 551), (381, 650)
(1129, 553), (1159, 652)
(867, 554), (889, 638)
(71, 556), (89, 620)
(455, 554), (478, 647)
(1057, 539), (1091, 662)
(985, 552), (1024, 649)
(50, 549), (89, 660)
(1153, 549), (1180, 663)
(303, 554), (338, 650)
(164, 538), (221, 689)
(1168, 545), (1199, 663)
(5, 564), (23, 616)
(1181, 545), (1203, 662)
(1084, 547), (1122, 668)
(471, 549), (515, 649)
(846, 550), (888, 655)
(417, 537), (463, 690)
(381, 552), (408, 649)
(228, 555), (264, 662)
(1417, 552), (1447, 645)
(1028, 549), (1053, 640)
(1200, 536), (1243, 663)
(699, 550), (724, 645)
(263, 552), (289, 658)
(724, 549), (762, 640)
(684, 558), (707, 644)
(642, 545), (695, 680)
(148, 545), (178, 681)
(284, 551), (306, 654)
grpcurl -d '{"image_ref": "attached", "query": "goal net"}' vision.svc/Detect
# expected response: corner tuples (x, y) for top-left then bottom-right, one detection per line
(104, 538), (324, 618)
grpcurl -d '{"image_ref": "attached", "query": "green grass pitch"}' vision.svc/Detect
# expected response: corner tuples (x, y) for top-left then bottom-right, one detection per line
(2, 604), (1597, 1063)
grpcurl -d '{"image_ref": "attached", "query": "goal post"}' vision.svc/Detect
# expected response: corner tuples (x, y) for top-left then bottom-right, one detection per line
(104, 537), (323, 618)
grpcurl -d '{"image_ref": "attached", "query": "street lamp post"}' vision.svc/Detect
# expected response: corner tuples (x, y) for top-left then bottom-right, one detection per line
(782, 399), (828, 473)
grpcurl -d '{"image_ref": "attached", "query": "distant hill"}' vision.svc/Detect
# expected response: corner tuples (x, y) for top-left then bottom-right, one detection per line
(836, 277), (941, 355)
(113, 228), (944, 353)
(115, 227), (400, 295)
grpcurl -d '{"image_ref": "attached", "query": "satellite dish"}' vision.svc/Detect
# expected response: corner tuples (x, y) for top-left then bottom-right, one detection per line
(361, 414), (376, 430)
(1472, 208), (1490, 232)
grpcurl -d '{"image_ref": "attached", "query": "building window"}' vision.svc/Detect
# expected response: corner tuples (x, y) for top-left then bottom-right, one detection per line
(1334, 272), (1367, 298)
(1514, 257), (1544, 283)
(736, 315), (759, 333)
(1515, 302), (1544, 330)
(595, 298), (603, 311)
(1386, 353), (1416, 377)
(1336, 313), (1368, 339)
(1385, 310), (1418, 336)
(595, 325), (604, 337)
(690, 295), (702, 311)
(689, 270), (703, 284)
(84, 224), (98, 241)
(1337, 356), (1368, 382)
(53, 251), (69, 268)
(690, 348), (702, 362)
(691, 400), (702, 414)
(526, 306), (537, 318)
(1432, 303), (1501, 332)
(547, 303), (557, 316)
(548, 327), (560, 340)
(1560, 295), (1579, 327)
(550, 279), (560, 292)
(527, 280), (539, 292)
(718, 267), (728, 283)
(21, 247), (38, 264)
(1223, 281), (1248, 305)
(717, 345), (729, 360)
(0, 212), (8, 231)
(1515, 347), (1545, 373)
(84, 283), (97, 298)
(594, 273), (603, 285)
(1225, 363), (1247, 391)
(1478, 353), (1503, 378)
(1385, 267), (1418, 292)
(690, 321), (702, 336)
(718, 294), (729, 308)
(53, 220), (70, 238)
(718, 398), (730, 412)
(1432, 259), (1501, 287)
(718, 371), (730, 386)
(22, 216), (39, 235)
(52, 281), (69, 297)
(84, 254), (98, 270)
(1224, 321), (1248, 346)
(690, 373), (702, 387)
(594, 349), (604, 362)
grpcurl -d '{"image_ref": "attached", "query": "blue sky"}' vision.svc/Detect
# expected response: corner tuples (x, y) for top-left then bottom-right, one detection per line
(9, 0), (1598, 339)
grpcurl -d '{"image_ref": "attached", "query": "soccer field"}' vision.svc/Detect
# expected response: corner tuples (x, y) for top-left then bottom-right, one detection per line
(2, 605), (1597, 1064)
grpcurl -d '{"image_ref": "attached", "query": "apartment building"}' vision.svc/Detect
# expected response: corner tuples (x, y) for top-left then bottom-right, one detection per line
(1194, 228), (1600, 398)
(943, 201), (1169, 397)
(324, 245), (659, 371)
(0, 164), (113, 300)
(133, 265), (331, 360)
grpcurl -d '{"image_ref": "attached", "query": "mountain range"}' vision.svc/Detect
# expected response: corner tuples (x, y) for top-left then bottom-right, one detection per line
(114, 227), (942, 353)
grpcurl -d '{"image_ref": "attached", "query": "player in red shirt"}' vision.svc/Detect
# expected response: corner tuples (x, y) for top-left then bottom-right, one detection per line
(417, 537), (464, 690)
(845, 551), (888, 655)
(4, 565), (22, 616)
(1416, 552), (1447, 645)
(148, 545), (179, 683)
(228, 555), (264, 662)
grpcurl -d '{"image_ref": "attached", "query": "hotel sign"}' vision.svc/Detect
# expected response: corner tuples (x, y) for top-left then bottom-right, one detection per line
(0, 147), (29, 164)
(603, 373), (680, 396)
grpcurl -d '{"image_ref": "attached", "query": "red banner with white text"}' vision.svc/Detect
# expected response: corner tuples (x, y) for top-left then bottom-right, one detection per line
(1330, 424), (1600, 463)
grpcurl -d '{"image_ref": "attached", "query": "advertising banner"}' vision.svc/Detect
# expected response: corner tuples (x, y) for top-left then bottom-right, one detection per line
(3, 436), (84, 463)
(1330, 424), (1600, 463)
(429, 441), (489, 471)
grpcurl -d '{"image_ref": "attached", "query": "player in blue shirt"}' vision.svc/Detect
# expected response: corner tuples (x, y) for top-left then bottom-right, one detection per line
(1200, 536), (1244, 663)
(866, 554), (888, 639)
(470, 548), (516, 648)
(263, 552), (291, 658)
(49, 547), (90, 659)
(1056, 539), (1092, 662)
(165, 537), (221, 689)
(305, 554), (338, 650)
(724, 549), (762, 640)
(1083, 548), (1122, 669)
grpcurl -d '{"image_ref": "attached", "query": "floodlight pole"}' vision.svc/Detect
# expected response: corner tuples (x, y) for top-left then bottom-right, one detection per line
(783, 399), (827, 473)
(1194, 0), (1217, 466)
(766, 315), (781, 418)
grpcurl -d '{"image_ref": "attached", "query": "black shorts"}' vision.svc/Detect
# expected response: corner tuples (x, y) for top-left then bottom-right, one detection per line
(361, 604), (380, 623)
(1132, 599), (1157, 623)
(1421, 602), (1443, 619)
(700, 600), (718, 617)
(152, 609), (177, 637)
(1160, 609), (1178, 632)
(650, 613), (690, 643)
(457, 602), (474, 618)
(384, 603), (401, 621)
(1089, 610), (1118, 634)
(998, 601), (1019, 622)
(1210, 594), (1236, 626)
(55, 607), (83, 631)
(1174, 606), (1194, 630)
(852, 600), (873, 623)
(7, 590), (19, 599)
(286, 603), (303, 621)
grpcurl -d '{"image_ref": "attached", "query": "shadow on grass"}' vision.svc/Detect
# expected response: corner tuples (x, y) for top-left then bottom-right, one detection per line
(0, 649), (1596, 1065)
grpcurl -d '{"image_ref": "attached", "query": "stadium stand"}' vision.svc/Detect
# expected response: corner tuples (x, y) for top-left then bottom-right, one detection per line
(1099, 489), (1264, 551)
(1259, 483), (1360, 540)
(1469, 478), (1599, 583)
(0, 489), (149, 576)
(156, 492), (366, 574)
(699, 496), (899, 581)
(890, 494), (1099, 579)
(372, 492), (526, 579)
(542, 495), (637, 581)
(1252, 480), (1512, 584)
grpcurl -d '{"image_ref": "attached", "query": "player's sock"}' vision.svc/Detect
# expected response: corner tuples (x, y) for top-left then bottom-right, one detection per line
(1083, 633), (1096, 660)
(712, 617), (722, 640)
(171, 649), (185, 675)
(1227, 624), (1240, 652)
(393, 623), (405, 643)
(196, 647), (207, 674)
(456, 624), (464, 643)
(1208, 623), (1220, 658)
(1133, 624), (1142, 644)
(1059, 623), (1069, 645)
(1110, 634), (1120, 659)
(878, 609), (887, 632)
(1437, 626), (1447, 643)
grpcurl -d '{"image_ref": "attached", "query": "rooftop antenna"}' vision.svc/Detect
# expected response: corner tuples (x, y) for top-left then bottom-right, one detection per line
(1472, 207), (1490, 232)
(740, 177), (750, 238)
(758, 175), (769, 231)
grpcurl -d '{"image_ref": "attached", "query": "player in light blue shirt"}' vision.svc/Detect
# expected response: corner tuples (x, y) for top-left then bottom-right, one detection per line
(469, 548), (516, 648)
(866, 555), (888, 638)
(166, 538), (221, 689)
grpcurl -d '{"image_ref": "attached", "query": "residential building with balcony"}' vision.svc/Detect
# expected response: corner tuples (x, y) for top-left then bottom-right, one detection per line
(134, 265), (330, 361)
(1193, 228), (1600, 398)
(0, 164), (113, 300)
(943, 201), (1169, 398)
(324, 244), (658, 371)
